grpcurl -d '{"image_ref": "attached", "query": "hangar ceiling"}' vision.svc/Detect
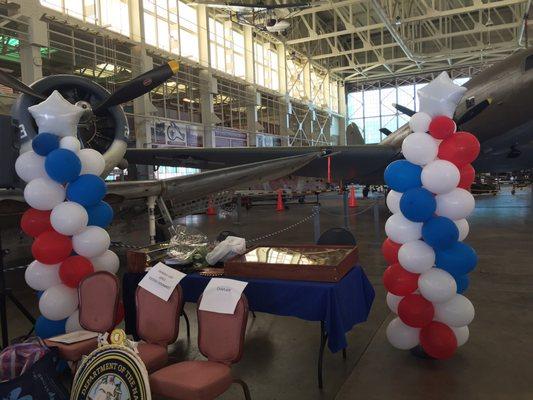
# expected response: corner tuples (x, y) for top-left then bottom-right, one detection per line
(282, 0), (532, 82)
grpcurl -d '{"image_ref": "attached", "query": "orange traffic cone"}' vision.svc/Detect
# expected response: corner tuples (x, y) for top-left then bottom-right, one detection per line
(348, 185), (357, 208)
(276, 189), (285, 212)
(206, 197), (217, 215)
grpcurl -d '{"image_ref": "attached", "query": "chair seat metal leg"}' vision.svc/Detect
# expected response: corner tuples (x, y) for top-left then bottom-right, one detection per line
(342, 348), (347, 360)
(318, 321), (327, 389)
(233, 378), (252, 400)
(181, 310), (190, 340)
(251, 310), (256, 319)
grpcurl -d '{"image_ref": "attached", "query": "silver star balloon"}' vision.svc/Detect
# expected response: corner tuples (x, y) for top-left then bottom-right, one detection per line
(417, 72), (467, 118)
(28, 90), (85, 137)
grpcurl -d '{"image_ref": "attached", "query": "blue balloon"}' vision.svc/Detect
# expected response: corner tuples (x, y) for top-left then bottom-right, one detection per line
(454, 274), (470, 294)
(45, 148), (81, 183)
(67, 174), (106, 207)
(86, 201), (114, 228)
(436, 242), (478, 276)
(422, 216), (459, 250)
(35, 315), (66, 339)
(32, 133), (59, 156)
(400, 187), (436, 222)
(384, 160), (422, 192)
(36, 290), (44, 299)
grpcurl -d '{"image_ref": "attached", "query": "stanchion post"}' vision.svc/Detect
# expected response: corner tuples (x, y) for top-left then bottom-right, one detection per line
(373, 201), (380, 242)
(343, 189), (349, 229)
(313, 205), (321, 243)
(147, 195), (157, 244)
(234, 193), (242, 225)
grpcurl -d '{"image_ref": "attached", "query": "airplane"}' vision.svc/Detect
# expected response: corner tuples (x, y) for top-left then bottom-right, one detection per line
(0, 46), (532, 236)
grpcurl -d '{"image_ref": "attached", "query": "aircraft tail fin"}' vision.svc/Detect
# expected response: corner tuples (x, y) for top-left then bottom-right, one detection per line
(346, 122), (365, 145)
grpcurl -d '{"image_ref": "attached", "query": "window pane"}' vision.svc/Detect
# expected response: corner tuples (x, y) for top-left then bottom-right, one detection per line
(144, 13), (157, 46)
(157, 18), (170, 50)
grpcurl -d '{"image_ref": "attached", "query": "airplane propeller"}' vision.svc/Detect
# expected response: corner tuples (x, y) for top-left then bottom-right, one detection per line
(0, 70), (46, 100)
(393, 98), (492, 127)
(0, 60), (179, 113)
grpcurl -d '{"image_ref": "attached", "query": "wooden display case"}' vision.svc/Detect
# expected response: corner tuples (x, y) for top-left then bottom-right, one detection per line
(224, 244), (358, 282)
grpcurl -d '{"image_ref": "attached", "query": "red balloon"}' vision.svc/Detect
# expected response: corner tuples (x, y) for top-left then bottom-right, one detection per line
(382, 263), (419, 296)
(458, 164), (475, 190)
(438, 132), (480, 167)
(32, 231), (72, 265)
(428, 116), (456, 139)
(398, 294), (434, 328)
(20, 208), (53, 237)
(420, 321), (458, 359)
(59, 256), (94, 288)
(114, 301), (125, 326)
(382, 238), (401, 264)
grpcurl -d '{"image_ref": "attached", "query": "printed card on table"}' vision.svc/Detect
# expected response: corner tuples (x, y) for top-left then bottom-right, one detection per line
(199, 278), (248, 314)
(138, 262), (186, 301)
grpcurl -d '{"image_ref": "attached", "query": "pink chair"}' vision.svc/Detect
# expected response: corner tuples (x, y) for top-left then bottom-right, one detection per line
(149, 294), (251, 400)
(44, 271), (119, 363)
(135, 285), (183, 373)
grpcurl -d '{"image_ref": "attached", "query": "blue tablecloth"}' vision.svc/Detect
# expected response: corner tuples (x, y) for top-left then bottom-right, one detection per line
(122, 265), (374, 353)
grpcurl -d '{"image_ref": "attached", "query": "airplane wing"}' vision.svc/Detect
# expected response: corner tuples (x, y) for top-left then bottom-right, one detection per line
(0, 152), (321, 218)
(125, 144), (400, 183)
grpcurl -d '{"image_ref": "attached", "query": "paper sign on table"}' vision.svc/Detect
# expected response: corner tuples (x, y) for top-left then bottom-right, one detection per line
(138, 262), (186, 301)
(47, 330), (99, 344)
(199, 278), (248, 314)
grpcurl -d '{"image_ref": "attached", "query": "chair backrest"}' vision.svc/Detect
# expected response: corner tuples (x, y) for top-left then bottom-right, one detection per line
(79, 271), (119, 333)
(197, 295), (248, 365)
(135, 285), (183, 346)
(317, 227), (356, 246)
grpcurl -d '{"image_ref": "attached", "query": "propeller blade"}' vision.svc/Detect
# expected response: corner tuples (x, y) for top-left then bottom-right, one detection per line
(392, 103), (415, 117)
(455, 98), (492, 126)
(93, 60), (179, 114)
(0, 70), (46, 100)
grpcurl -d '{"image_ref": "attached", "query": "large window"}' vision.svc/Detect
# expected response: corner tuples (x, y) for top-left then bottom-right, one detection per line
(329, 81), (339, 113)
(40, 0), (130, 36)
(143, 0), (198, 60)
(254, 40), (279, 91)
(209, 19), (245, 78)
(347, 77), (470, 143)
(310, 66), (327, 108)
(287, 56), (305, 100)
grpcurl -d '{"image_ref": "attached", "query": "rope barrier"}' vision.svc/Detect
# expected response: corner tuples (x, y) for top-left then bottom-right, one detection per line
(320, 201), (379, 217)
(247, 209), (320, 244)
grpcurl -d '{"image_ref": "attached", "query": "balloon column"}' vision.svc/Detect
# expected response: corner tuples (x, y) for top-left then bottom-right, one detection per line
(382, 73), (479, 359)
(16, 91), (121, 338)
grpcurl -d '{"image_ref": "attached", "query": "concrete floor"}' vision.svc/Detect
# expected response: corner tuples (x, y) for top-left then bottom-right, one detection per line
(2, 186), (532, 399)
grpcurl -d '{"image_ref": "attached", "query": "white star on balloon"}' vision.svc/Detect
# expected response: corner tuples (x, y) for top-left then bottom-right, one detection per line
(28, 90), (85, 138)
(417, 72), (467, 118)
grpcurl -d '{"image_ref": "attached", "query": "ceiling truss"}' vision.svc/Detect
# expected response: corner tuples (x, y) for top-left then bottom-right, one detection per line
(284, 0), (532, 82)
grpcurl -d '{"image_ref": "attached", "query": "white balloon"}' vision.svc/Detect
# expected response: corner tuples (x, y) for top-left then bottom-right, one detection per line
(398, 240), (435, 273)
(451, 326), (469, 347)
(51, 202), (88, 236)
(39, 284), (79, 321)
(23, 177), (66, 210)
(454, 219), (469, 241)
(90, 250), (120, 274)
(386, 190), (402, 214)
(73, 226), (110, 258)
(386, 317), (420, 350)
(417, 72), (467, 117)
(65, 310), (83, 333)
(28, 90), (85, 137)
(24, 261), (61, 291)
(401, 132), (439, 166)
(436, 188), (475, 220)
(60, 136), (81, 153)
(434, 294), (475, 327)
(386, 292), (403, 314)
(418, 268), (457, 303)
(15, 151), (47, 183)
(409, 112), (432, 133)
(385, 213), (423, 244)
(421, 160), (460, 194)
(78, 149), (105, 176)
